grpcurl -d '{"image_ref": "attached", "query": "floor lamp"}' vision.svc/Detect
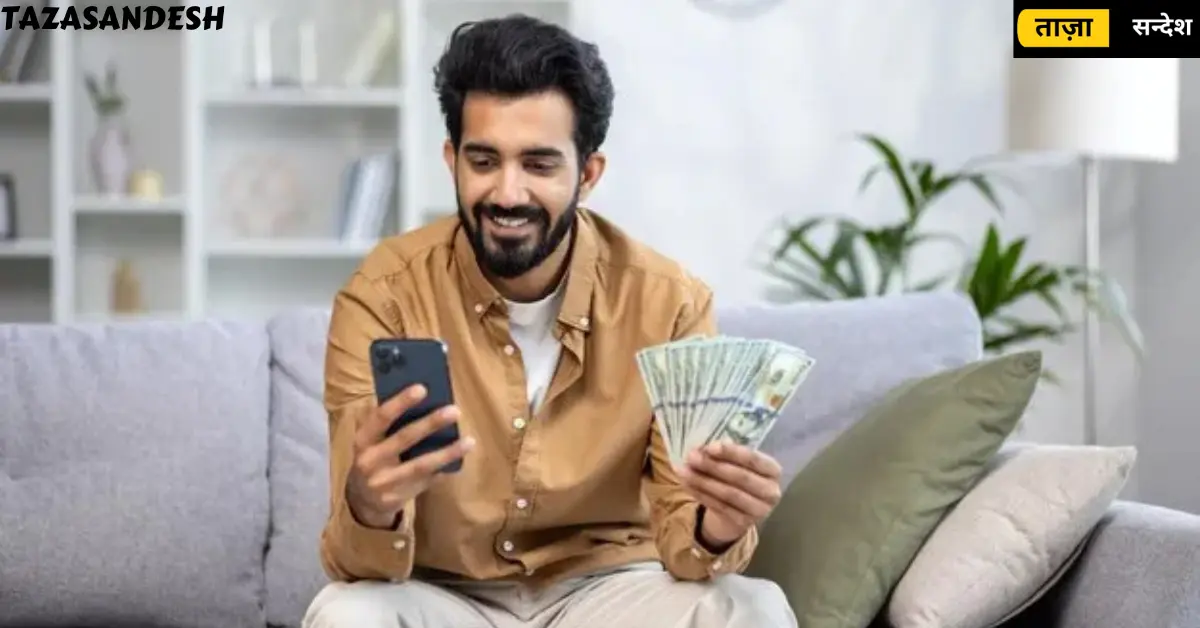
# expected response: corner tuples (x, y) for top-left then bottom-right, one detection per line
(1006, 58), (1180, 446)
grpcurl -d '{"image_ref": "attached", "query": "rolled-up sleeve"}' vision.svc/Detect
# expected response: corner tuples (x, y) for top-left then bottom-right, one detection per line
(645, 280), (757, 581)
(319, 271), (418, 582)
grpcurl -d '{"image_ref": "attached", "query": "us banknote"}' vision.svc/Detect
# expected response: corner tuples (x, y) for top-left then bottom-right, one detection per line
(635, 335), (815, 466)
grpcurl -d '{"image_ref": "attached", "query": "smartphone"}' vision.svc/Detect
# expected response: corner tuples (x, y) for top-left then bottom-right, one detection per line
(369, 338), (462, 473)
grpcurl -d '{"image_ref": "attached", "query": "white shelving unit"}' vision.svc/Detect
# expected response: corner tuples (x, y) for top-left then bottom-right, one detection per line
(0, 0), (571, 325)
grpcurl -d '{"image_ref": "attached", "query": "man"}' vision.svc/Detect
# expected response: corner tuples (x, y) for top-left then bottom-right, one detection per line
(304, 14), (797, 628)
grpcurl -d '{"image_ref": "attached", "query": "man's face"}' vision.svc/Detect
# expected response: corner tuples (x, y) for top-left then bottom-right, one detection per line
(445, 90), (596, 279)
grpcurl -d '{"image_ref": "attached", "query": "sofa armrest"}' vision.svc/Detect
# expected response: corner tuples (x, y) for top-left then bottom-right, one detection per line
(1018, 500), (1200, 628)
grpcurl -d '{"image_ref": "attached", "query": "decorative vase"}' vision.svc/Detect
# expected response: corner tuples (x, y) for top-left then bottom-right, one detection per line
(111, 258), (143, 315)
(89, 113), (131, 195)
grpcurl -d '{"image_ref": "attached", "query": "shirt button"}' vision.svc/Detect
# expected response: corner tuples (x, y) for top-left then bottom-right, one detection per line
(392, 539), (407, 551)
(579, 316), (589, 327)
(503, 344), (515, 355)
(473, 303), (484, 313)
(690, 548), (703, 558)
(502, 540), (515, 552)
(513, 417), (527, 430)
(525, 566), (537, 575)
(712, 560), (724, 571)
(515, 498), (529, 509)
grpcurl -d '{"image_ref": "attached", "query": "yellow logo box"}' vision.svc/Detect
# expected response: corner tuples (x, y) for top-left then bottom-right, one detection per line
(1016, 9), (1110, 47)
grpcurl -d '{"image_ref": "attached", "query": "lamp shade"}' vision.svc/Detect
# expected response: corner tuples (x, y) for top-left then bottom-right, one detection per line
(1007, 58), (1180, 163)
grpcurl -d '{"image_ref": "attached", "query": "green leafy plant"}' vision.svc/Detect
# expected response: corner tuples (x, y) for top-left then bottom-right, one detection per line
(83, 63), (125, 117)
(763, 133), (1143, 378)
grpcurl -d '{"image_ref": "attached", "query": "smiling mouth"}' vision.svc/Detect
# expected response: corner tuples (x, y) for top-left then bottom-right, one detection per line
(484, 214), (538, 237)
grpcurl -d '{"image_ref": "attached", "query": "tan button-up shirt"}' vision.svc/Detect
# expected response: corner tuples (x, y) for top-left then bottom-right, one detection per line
(319, 209), (757, 587)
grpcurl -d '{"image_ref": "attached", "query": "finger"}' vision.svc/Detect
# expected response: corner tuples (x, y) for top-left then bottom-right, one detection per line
(360, 405), (460, 471)
(704, 441), (782, 479)
(406, 435), (477, 477)
(688, 450), (782, 506)
(358, 384), (428, 447)
(367, 436), (477, 491)
(375, 477), (432, 509)
(690, 484), (753, 530)
(679, 463), (774, 520)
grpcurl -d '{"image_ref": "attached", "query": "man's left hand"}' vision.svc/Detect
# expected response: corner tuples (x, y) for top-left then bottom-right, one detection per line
(676, 441), (784, 549)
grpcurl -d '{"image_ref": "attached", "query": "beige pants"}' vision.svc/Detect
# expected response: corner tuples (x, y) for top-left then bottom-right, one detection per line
(302, 561), (797, 628)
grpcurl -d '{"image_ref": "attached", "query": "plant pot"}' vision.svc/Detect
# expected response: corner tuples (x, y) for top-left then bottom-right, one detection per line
(89, 113), (131, 195)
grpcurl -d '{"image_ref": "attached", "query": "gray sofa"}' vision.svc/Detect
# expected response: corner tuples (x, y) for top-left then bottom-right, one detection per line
(0, 291), (1196, 628)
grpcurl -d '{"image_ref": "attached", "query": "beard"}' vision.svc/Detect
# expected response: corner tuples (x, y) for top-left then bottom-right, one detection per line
(457, 184), (579, 279)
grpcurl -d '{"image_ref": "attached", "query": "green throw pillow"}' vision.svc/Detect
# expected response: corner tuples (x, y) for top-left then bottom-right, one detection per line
(745, 350), (1042, 628)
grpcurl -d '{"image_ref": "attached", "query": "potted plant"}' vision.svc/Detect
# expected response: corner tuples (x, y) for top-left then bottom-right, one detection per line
(84, 62), (130, 195)
(762, 133), (1143, 381)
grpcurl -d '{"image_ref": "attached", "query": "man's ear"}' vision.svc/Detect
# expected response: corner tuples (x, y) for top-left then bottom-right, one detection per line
(443, 139), (456, 177)
(577, 151), (607, 203)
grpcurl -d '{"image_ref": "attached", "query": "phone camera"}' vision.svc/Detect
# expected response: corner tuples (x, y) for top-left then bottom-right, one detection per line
(374, 344), (405, 374)
(388, 346), (405, 367)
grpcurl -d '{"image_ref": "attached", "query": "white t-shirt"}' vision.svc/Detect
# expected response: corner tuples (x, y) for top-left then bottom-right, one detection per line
(505, 286), (564, 413)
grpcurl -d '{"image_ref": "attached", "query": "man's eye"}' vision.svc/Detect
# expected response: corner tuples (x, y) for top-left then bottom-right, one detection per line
(527, 161), (555, 172)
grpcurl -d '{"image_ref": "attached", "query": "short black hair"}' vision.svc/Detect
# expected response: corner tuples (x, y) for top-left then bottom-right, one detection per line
(433, 14), (615, 159)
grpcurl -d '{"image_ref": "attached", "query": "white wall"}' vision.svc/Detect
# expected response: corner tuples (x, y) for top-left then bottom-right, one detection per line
(572, 0), (1144, 484)
(1135, 58), (1200, 515)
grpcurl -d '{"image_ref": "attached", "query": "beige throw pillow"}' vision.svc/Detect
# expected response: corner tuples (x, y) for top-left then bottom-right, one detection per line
(886, 444), (1136, 628)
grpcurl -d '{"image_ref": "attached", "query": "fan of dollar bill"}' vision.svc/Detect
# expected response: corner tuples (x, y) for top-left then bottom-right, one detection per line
(635, 336), (816, 466)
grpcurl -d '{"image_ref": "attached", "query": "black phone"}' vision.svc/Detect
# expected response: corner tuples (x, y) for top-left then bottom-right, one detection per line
(369, 338), (462, 473)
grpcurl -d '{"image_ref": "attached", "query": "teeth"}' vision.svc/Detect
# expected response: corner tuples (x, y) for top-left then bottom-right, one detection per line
(494, 216), (529, 227)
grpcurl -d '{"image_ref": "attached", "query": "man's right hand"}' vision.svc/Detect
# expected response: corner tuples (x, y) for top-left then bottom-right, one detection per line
(345, 384), (476, 529)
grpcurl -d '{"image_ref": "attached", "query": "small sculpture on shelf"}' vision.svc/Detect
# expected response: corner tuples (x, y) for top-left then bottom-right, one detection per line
(129, 169), (164, 201)
(220, 153), (305, 238)
(110, 259), (144, 316)
(84, 63), (132, 196)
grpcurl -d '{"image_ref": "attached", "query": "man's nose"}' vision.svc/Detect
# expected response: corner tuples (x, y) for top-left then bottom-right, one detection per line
(490, 166), (531, 207)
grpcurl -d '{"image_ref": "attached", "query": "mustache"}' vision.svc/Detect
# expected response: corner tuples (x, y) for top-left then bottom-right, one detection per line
(474, 203), (548, 223)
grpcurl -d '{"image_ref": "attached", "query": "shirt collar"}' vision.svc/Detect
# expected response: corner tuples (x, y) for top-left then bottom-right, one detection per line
(454, 209), (598, 334)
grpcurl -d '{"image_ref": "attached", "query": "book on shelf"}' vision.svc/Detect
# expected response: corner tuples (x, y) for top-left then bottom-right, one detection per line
(336, 151), (397, 243)
(342, 12), (397, 87)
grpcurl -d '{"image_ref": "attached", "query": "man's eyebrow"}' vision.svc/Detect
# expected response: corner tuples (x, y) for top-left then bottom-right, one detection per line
(521, 147), (565, 160)
(461, 142), (565, 160)
(462, 142), (499, 155)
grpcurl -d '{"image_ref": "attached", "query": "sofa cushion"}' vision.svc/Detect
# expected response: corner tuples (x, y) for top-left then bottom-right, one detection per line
(745, 350), (1041, 628)
(716, 291), (983, 482)
(0, 320), (271, 628)
(887, 443), (1137, 628)
(264, 308), (336, 627)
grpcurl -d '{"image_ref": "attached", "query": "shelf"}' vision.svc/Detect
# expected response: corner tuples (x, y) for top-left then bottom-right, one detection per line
(207, 257), (353, 319)
(0, 239), (53, 258)
(0, 1), (547, 325)
(204, 105), (399, 243)
(72, 26), (184, 199)
(0, 83), (52, 103)
(207, 238), (376, 259)
(75, 195), (186, 215)
(0, 99), (52, 244)
(0, 257), (51, 323)
(206, 87), (403, 109)
(75, 213), (185, 320)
